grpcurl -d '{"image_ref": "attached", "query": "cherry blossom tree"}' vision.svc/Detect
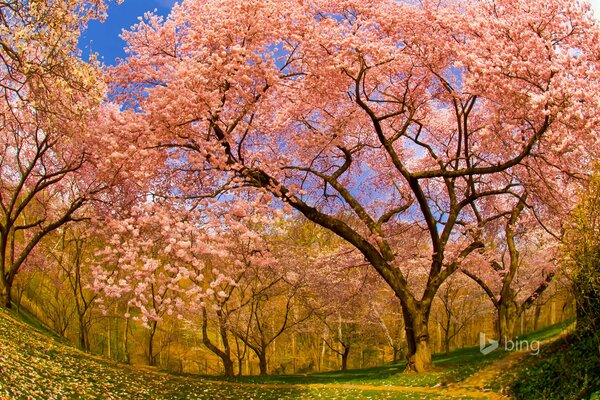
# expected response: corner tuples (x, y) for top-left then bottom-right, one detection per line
(112, 0), (600, 371)
(91, 203), (228, 366)
(0, 0), (122, 309)
(462, 193), (562, 342)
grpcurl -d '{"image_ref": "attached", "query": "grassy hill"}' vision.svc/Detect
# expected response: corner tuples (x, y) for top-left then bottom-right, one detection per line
(0, 306), (573, 399)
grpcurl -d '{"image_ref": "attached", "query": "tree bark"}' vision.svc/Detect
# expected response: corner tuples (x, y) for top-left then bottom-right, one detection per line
(497, 301), (519, 344)
(341, 345), (350, 371)
(78, 315), (89, 351)
(148, 320), (158, 366)
(401, 302), (433, 372)
(258, 350), (268, 375)
(1, 280), (12, 309)
(237, 358), (244, 377)
(201, 307), (235, 377)
(392, 345), (401, 363)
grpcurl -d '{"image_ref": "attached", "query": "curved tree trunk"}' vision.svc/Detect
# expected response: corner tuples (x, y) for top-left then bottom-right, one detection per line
(201, 307), (235, 377)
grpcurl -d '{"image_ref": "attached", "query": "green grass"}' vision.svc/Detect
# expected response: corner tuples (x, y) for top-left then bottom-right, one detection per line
(516, 319), (575, 342)
(192, 340), (510, 389)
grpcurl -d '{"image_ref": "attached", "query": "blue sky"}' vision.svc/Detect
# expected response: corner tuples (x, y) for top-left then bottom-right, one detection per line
(82, 0), (600, 66)
(80, 0), (176, 66)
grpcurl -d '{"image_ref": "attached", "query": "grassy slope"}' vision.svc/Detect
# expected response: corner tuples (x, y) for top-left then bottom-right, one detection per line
(0, 307), (439, 399)
(500, 330), (600, 399)
(0, 306), (569, 399)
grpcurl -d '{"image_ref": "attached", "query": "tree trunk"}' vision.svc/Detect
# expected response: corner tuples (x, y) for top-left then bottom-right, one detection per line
(124, 311), (131, 364)
(412, 337), (432, 373)
(401, 302), (417, 361)
(392, 345), (401, 363)
(238, 358), (244, 377)
(258, 350), (268, 375)
(341, 345), (350, 371)
(222, 355), (235, 377)
(78, 315), (90, 351)
(148, 320), (158, 366)
(201, 307), (235, 377)
(404, 307), (433, 373)
(2, 281), (12, 309)
(444, 316), (451, 355)
(497, 302), (518, 344)
(533, 304), (542, 331)
(15, 284), (25, 313)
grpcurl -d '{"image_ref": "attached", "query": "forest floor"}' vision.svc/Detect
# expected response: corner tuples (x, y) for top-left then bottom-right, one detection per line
(0, 307), (571, 399)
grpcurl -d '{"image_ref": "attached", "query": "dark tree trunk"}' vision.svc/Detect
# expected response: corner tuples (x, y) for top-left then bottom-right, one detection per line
(78, 316), (90, 351)
(148, 320), (158, 366)
(2, 281), (12, 309)
(341, 345), (350, 371)
(401, 302), (416, 358)
(392, 346), (401, 363)
(258, 350), (268, 375)
(444, 316), (451, 355)
(222, 356), (235, 377)
(237, 358), (244, 377)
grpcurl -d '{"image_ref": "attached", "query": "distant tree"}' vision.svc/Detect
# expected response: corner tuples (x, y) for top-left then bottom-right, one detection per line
(463, 193), (562, 342)
(46, 228), (100, 351)
(433, 274), (484, 354)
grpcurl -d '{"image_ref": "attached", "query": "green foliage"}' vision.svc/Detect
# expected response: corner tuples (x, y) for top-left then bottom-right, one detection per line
(508, 333), (600, 400)
(565, 170), (600, 334)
